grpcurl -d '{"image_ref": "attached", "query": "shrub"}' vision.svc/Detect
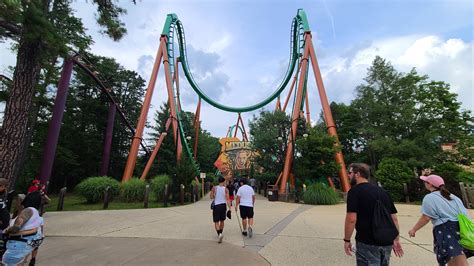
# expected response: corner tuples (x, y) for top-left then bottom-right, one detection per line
(151, 175), (171, 201)
(76, 176), (120, 203)
(434, 162), (464, 196)
(121, 178), (146, 202)
(303, 183), (340, 205)
(375, 158), (413, 201)
(458, 170), (474, 184)
(191, 179), (202, 196)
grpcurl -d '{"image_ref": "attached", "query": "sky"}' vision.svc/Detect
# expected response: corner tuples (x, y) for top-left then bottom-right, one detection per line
(0, 0), (473, 139)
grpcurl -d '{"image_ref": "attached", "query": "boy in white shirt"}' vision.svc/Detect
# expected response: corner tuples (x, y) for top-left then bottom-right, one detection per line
(236, 178), (255, 237)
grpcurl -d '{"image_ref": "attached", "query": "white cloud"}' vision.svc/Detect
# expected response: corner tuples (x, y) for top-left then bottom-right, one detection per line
(319, 35), (473, 112)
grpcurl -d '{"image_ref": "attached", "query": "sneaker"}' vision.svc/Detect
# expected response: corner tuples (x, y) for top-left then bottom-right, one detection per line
(242, 231), (247, 236)
(248, 227), (253, 238)
(218, 233), (223, 243)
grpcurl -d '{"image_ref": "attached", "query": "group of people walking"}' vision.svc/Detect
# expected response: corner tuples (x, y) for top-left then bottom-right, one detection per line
(344, 163), (473, 266)
(210, 176), (255, 243)
(0, 179), (47, 266)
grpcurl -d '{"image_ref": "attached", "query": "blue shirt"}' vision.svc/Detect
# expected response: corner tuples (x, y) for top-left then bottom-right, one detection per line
(421, 191), (471, 226)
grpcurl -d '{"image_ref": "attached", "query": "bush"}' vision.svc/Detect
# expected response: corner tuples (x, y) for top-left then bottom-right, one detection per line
(76, 176), (120, 203)
(121, 178), (146, 202)
(375, 158), (413, 201)
(303, 183), (340, 205)
(458, 170), (474, 184)
(151, 175), (171, 201)
(434, 162), (464, 196)
(191, 179), (202, 196)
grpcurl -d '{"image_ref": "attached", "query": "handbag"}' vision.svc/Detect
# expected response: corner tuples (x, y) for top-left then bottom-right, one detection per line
(210, 200), (215, 210)
(458, 212), (474, 250)
(433, 193), (474, 250)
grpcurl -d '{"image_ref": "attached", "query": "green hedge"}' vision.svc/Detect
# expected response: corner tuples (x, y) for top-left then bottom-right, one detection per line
(303, 183), (339, 205)
(121, 178), (146, 202)
(76, 176), (120, 203)
(151, 175), (171, 201)
(375, 158), (413, 201)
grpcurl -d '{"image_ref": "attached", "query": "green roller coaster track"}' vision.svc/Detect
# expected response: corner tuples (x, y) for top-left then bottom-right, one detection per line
(161, 9), (311, 175)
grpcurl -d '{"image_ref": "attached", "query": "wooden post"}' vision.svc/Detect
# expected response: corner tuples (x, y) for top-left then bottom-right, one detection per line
(164, 184), (168, 207)
(403, 183), (410, 203)
(103, 186), (110, 209)
(57, 187), (67, 211)
(144, 184), (150, 208)
(459, 182), (471, 208)
(180, 184), (185, 205)
(195, 184), (199, 201)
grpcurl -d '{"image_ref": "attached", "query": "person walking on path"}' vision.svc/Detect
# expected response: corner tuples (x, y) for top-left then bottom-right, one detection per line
(344, 163), (403, 265)
(408, 174), (473, 266)
(210, 176), (231, 243)
(236, 178), (255, 238)
(227, 180), (235, 206)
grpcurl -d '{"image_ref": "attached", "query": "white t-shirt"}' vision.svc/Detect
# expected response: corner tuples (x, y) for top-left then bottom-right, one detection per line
(237, 185), (254, 207)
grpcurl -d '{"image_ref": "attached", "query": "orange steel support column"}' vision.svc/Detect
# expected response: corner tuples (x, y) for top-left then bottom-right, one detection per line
(279, 34), (310, 194)
(238, 114), (249, 142)
(140, 118), (172, 180)
(275, 97), (282, 111)
(305, 91), (311, 126)
(122, 40), (165, 182)
(307, 35), (350, 192)
(282, 62), (301, 112)
(193, 98), (201, 159)
(160, 37), (181, 162)
(233, 115), (240, 138)
(173, 58), (183, 162)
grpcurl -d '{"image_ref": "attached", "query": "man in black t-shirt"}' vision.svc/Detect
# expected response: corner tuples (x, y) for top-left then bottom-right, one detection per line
(343, 163), (404, 265)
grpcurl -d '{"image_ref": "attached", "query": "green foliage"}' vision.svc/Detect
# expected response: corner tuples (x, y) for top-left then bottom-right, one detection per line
(433, 162), (464, 196)
(255, 171), (279, 184)
(458, 170), (474, 184)
(333, 56), (472, 168)
(151, 175), (171, 201)
(76, 176), (120, 203)
(294, 126), (340, 183)
(205, 172), (217, 184)
(302, 183), (340, 205)
(191, 179), (202, 196)
(375, 158), (413, 201)
(121, 178), (146, 202)
(249, 110), (306, 177)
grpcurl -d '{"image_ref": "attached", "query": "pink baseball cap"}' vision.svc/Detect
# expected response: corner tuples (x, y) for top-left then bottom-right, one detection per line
(420, 174), (445, 188)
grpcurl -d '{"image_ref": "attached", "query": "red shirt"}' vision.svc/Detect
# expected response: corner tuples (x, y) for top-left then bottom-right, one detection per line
(27, 185), (40, 194)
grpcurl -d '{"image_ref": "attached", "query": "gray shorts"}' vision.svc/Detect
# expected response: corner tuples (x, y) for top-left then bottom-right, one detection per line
(355, 241), (392, 266)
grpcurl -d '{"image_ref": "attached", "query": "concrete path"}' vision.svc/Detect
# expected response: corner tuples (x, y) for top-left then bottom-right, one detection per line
(37, 194), (474, 265)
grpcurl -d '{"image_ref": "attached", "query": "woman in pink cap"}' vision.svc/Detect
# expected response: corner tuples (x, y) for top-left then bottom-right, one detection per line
(408, 174), (473, 265)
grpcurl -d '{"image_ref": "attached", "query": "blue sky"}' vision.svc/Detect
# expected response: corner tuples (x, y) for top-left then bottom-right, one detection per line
(1, 0), (472, 138)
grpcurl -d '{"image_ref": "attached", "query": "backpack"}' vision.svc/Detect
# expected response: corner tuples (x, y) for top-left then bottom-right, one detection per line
(372, 192), (399, 246)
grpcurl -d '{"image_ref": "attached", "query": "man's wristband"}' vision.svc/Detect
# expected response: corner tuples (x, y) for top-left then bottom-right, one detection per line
(343, 239), (351, 243)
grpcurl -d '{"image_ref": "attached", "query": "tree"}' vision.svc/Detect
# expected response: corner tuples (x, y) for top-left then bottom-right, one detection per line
(294, 126), (340, 184)
(375, 158), (413, 201)
(248, 110), (291, 180)
(0, 0), (128, 186)
(346, 56), (472, 168)
(20, 53), (145, 192)
(146, 102), (220, 178)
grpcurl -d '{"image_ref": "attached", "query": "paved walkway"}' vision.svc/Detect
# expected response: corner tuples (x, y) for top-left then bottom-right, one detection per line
(37, 194), (474, 265)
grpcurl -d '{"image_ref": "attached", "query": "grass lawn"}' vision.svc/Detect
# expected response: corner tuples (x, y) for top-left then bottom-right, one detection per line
(44, 193), (169, 212)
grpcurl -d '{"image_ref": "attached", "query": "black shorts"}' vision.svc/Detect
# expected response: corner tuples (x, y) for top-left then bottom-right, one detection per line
(239, 206), (254, 219)
(213, 203), (226, 222)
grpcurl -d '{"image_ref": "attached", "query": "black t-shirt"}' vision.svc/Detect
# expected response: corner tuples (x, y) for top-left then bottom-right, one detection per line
(227, 184), (235, 196)
(346, 182), (397, 245)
